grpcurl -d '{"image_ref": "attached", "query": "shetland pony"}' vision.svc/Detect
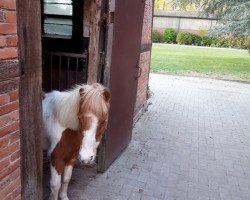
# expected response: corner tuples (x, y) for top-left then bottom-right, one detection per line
(42, 83), (111, 200)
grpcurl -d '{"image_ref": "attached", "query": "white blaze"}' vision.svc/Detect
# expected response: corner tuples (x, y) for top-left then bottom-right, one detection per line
(78, 114), (100, 164)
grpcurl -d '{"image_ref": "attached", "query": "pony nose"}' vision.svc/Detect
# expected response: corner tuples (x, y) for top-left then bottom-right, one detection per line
(79, 156), (95, 165)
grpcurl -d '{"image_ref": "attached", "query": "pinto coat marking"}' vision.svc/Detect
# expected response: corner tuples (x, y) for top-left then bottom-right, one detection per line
(51, 128), (82, 174)
(43, 83), (110, 200)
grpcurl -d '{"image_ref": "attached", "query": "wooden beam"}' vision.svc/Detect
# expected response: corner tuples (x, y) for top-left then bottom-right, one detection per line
(16, 0), (43, 199)
(0, 60), (19, 81)
(102, 0), (115, 88)
(87, 0), (102, 83)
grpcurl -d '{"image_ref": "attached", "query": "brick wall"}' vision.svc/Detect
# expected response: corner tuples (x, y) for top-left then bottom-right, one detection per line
(0, 0), (21, 200)
(135, 0), (153, 115)
(135, 51), (151, 114)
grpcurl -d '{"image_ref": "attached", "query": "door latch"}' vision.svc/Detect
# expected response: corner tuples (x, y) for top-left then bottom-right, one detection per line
(136, 64), (142, 79)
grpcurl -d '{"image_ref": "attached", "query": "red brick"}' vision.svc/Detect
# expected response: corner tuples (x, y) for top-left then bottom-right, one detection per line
(0, 177), (20, 198)
(13, 194), (21, 200)
(0, 160), (19, 180)
(11, 110), (19, 121)
(9, 131), (19, 144)
(10, 150), (20, 162)
(0, 101), (19, 115)
(12, 185), (21, 199)
(0, 167), (8, 180)
(4, 11), (16, 23)
(0, 94), (10, 106)
(0, 141), (19, 161)
(0, 167), (20, 190)
(0, 114), (12, 129)
(0, 0), (16, 10)
(135, 50), (150, 113)
(0, 136), (9, 150)
(0, 121), (19, 137)
(0, 158), (10, 172)
(11, 167), (20, 179)
(8, 90), (18, 101)
(2, 194), (12, 200)
(8, 158), (20, 173)
(0, 36), (6, 47)
(5, 35), (17, 47)
(0, 23), (17, 34)
(0, 174), (12, 191)
(0, 47), (17, 60)
(0, 10), (4, 22)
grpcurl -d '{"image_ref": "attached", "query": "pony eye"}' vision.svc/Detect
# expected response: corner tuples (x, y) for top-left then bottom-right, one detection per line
(100, 120), (106, 125)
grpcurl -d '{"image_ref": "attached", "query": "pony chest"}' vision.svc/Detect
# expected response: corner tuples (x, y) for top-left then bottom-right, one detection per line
(51, 128), (82, 174)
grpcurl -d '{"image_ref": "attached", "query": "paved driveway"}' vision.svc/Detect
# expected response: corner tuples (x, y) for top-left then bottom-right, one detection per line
(69, 73), (250, 200)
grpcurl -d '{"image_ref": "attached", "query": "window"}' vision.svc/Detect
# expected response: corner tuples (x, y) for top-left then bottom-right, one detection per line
(42, 0), (84, 53)
(43, 0), (73, 37)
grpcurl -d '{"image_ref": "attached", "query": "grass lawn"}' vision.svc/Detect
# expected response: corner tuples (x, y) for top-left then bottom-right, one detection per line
(151, 44), (250, 82)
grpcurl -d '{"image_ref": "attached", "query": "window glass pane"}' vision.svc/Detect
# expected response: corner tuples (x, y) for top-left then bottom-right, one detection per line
(44, 24), (72, 36)
(44, 3), (72, 16)
(45, 18), (72, 25)
(44, 18), (72, 36)
(44, 0), (72, 3)
(43, 0), (73, 36)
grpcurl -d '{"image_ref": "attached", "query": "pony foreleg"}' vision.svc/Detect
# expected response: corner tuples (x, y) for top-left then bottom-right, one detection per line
(49, 165), (62, 200)
(59, 165), (73, 200)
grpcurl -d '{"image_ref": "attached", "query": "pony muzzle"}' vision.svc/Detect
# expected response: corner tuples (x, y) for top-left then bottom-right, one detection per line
(78, 153), (95, 165)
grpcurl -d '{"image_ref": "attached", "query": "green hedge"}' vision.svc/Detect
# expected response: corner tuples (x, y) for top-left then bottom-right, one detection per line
(152, 30), (161, 43)
(152, 28), (248, 50)
(201, 36), (219, 46)
(163, 28), (177, 43)
(176, 31), (193, 45)
(191, 33), (202, 46)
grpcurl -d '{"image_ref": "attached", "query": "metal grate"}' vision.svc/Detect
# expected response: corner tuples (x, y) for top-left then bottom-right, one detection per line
(42, 50), (88, 92)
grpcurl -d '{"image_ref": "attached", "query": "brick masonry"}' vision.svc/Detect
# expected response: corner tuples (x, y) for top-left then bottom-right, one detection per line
(0, 0), (21, 200)
(135, 0), (153, 115)
(135, 52), (150, 114)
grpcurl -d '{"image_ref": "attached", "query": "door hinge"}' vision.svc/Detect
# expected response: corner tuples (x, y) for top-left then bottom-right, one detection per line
(100, 12), (115, 25)
(99, 51), (105, 66)
(100, 13), (108, 25)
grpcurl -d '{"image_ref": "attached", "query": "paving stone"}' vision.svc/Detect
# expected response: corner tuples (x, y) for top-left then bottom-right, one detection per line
(64, 74), (250, 200)
(129, 191), (142, 200)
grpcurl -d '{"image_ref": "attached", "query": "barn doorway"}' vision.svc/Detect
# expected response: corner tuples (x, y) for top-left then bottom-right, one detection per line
(18, 0), (146, 199)
(41, 0), (108, 197)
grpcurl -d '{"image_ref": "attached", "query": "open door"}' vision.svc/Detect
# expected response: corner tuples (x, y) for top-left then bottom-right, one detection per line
(99, 0), (146, 171)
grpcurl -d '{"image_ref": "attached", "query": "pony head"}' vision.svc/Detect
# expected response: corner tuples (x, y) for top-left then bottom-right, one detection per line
(77, 83), (111, 164)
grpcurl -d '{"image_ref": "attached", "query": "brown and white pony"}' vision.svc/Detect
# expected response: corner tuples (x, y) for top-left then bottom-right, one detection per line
(42, 83), (111, 200)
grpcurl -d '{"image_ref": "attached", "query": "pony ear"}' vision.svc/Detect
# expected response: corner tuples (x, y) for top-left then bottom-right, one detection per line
(103, 88), (111, 102)
(79, 88), (84, 95)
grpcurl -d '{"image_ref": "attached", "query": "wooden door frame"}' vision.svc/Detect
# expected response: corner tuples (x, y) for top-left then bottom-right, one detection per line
(17, 0), (43, 199)
(17, 0), (109, 197)
(97, 0), (115, 171)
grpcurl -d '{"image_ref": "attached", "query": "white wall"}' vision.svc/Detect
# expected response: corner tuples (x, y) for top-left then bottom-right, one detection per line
(153, 16), (218, 32)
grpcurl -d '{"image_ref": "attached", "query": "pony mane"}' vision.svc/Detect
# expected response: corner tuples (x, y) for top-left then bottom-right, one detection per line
(52, 83), (109, 131)
(79, 83), (110, 119)
(52, 84), (87, 130)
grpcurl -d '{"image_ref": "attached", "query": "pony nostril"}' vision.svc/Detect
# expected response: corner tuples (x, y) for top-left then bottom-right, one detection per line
(90, 156), (94, 161)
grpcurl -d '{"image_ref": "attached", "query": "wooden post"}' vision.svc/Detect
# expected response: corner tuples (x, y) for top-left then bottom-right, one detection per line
(97, 0), (115, 171)
(16, 0), (43, 199)
(87, 0), (102, 83)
